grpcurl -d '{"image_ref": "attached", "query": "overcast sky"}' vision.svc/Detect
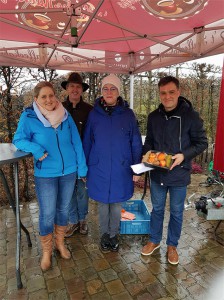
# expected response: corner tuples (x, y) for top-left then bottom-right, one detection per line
(188, 53), (224, 67)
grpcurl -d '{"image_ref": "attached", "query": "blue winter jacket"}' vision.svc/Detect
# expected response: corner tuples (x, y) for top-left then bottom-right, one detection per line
(13, 104), (87, 178)
(83, 97), (142, 203)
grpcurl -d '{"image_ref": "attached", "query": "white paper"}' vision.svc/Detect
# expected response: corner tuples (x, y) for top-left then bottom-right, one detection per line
(131, 163), (154, 174)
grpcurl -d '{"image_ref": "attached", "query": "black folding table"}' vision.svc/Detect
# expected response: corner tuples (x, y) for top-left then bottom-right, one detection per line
(0, 143), (32, 289)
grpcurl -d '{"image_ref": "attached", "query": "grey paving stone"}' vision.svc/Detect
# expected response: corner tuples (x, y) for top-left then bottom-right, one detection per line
(125, 281), (145, 297)
(1, 178), (224, 300)
(157, 272), (177, 286)
(136, 292), (154, 300)
(29, 289), (49, 300)
(137, 270), (157, 285)
(0, 263), (6, 275)
(187, 283), (206, 299)
(112, 291), (133, 300)
(65, 277), (85, 295)
(0, 274), (6, 288)
(46, 277), (65, 293)
(61, 266), (79, 281)
(92, 258), (110, 271)
(48, 289), (69, 300)
(91, 290), (111, 300)
(110, 260), (128, 273)
(147, 280), (171, 299)
(166, 283), (190, 299)
(86, 279), (104, 295)
(26, 275), (46, 293)
(130, 260), (148, 274)
(80, 266), (99, 281)
(98, 268), (118, 283)
(105, 279), (125, 295)
(75, 257), (92, 271)
(44, 266), (61, 280)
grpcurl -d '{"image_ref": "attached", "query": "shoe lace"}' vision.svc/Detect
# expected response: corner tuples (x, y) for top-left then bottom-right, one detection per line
(102, 233), (109, 242)
(168, 246), (177, 255)
(80, 220), (86, 227)
(110, 235), (118, 244)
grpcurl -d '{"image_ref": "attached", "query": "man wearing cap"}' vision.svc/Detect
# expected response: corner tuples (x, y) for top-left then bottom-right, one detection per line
(61, 73), (93, 236)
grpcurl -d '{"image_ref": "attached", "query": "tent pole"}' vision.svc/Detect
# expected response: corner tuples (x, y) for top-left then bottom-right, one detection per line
(213, 58), (224, 174)
(130, 74), (134, 109)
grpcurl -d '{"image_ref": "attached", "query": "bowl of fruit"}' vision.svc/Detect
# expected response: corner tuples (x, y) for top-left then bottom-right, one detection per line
(142, 150), (173, 170)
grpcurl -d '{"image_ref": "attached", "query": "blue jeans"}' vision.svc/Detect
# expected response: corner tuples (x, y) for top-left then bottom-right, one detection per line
(149, 180), (187, 247)
(68, 179), (88, 224)
(35, 172), (76, 236)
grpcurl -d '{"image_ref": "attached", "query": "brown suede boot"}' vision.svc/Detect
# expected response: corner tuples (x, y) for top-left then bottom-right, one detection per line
(39, 233), (53, 271)
(54, 225), (71, 259)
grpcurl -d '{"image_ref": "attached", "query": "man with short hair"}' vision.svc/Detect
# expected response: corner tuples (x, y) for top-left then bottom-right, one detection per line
(141, 76), (208, 264)
(61, 73), (93, 236)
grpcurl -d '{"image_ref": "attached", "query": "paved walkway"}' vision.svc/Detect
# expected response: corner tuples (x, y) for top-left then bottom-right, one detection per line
(0, 177), (224, 299)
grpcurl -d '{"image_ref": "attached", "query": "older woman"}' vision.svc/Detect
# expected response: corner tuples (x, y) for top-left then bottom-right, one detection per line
(13, 81), (87, 271)
(83, 74), (142, 252)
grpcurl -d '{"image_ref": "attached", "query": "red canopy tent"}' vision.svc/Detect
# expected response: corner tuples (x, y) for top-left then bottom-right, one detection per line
(0, 0), (223, 74)
(213, 59), (224, 176)
(0, 0), (223, 173)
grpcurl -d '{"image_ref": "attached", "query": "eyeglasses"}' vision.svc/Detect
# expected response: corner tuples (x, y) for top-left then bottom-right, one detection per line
(102, 87), (118, 93)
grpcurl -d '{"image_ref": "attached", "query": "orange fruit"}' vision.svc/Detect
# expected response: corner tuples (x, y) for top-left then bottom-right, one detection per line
(157, 152), (166, 161)
(148, 157), (155, 163)
(159, 160), (166, 167)
(147, 152), (156, 163)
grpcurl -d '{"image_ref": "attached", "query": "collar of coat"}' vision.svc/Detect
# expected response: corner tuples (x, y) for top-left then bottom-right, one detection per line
(159, 96), (193, 117)
(94, 96), (129, 116)
(64, 95), (84, 110)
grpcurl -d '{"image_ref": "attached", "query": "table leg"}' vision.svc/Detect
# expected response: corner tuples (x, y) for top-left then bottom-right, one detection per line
(0, 169), (32, 247)
(14, 162), (23, 289)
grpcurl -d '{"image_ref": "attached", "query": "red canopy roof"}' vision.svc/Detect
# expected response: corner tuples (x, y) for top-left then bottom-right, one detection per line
(0, 0), (223, 74)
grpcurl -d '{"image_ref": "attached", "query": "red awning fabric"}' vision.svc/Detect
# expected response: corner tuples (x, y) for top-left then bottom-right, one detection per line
(0, 0), (223, 74)
(213, 59), (224, 174)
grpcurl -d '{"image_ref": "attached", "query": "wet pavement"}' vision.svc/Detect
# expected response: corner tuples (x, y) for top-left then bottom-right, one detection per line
(0, 175), (224, 300)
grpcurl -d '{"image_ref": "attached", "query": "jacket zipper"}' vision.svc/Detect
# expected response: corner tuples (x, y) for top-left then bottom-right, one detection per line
(55, 128), (65, 175)
(171, 116), (182, 152)
(161, 115), (182, 185)
(108, 115), (112, 201)
(165, 115), (182, 151)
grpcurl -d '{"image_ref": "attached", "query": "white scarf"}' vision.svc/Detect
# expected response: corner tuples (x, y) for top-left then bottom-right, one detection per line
(36, 100), (65, 128)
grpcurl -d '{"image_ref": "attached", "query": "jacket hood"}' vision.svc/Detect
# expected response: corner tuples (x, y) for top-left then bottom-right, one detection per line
(24, 102), (68, 127)
(24, 105), (36, 115)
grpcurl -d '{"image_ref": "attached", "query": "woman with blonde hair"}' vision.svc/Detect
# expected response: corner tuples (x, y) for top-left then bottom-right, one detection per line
(13, 81), (87, 271)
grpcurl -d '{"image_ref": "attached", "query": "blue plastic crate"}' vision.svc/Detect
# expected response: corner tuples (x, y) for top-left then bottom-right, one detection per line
(120, 200), (151, 234)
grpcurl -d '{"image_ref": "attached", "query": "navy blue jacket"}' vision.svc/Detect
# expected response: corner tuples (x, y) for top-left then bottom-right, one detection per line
(143, 96), (208, 186)
(83, 97), (142, 203)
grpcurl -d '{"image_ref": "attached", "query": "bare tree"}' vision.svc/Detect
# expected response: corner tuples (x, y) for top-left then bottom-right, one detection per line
(82, 72), (103, 104)
(0, 66), (33, 141)
(28, 68), (59, 82)
(0, 66), (35, 203)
